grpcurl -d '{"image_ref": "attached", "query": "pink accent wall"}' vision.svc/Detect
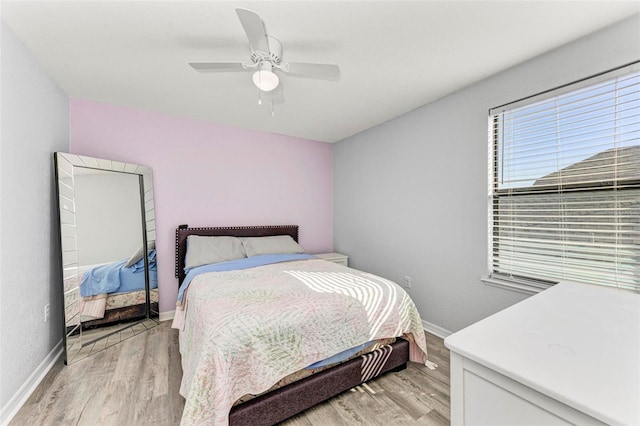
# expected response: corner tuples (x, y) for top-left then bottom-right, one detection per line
(70, 99), (333, 313)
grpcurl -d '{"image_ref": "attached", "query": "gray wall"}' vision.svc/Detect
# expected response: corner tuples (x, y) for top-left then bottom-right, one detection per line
(0, 20), (69, 412)
(334, 15), (640, 334)
(74, 171), (143, 266)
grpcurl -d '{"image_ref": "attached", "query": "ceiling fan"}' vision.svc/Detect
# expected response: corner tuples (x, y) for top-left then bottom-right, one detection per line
(189, 8), (340, 108)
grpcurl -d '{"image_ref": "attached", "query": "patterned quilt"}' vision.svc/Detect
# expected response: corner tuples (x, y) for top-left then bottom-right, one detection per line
(173, 258), (429, 425)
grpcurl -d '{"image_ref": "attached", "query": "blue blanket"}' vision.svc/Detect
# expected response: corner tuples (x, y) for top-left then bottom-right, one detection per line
(306, 340), (373, 369)
(80, 250), (158, 297)
(177, 253), (314, 303)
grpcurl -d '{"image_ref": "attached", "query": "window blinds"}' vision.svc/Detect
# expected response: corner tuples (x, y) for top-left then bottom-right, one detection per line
(489, 64), (640, 292)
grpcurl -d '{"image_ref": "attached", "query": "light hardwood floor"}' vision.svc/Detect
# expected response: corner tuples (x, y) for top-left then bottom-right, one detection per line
(10, 322), (450, 426)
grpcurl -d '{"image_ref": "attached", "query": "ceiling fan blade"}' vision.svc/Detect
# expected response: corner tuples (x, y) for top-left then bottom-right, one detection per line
(236, 8), (269, 53)
(285, 62), (340, 80)
(189, 62), (246, 72)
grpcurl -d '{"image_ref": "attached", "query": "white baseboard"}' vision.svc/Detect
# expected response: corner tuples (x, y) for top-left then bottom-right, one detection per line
(422, 320), (452, 339)
(0, 340), (63, 426)
(159, 310), (175, 322)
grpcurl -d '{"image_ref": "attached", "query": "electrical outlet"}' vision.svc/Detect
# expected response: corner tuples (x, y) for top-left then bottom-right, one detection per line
(403, 276), (412, 288)
(44, 304), (50, 322)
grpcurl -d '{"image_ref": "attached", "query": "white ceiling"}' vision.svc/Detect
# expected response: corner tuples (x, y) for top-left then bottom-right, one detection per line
(2, 1), (639, 143)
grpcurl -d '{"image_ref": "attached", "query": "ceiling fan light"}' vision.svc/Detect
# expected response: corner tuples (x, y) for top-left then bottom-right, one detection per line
(252, 64), (279, 92)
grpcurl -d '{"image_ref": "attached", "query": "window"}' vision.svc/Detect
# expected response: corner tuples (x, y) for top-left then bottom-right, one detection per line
(488, 64), (640, 294)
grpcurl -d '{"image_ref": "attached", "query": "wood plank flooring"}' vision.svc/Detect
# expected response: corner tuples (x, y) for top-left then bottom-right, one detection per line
(10, 322), (450, 426)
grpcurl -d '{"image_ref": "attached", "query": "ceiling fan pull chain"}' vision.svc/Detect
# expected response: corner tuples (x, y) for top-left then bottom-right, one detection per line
(257, 72), (263, 105)
(257, 60), (264, 105)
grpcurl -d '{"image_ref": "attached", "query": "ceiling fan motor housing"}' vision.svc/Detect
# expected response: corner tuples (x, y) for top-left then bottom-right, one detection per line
(250, 36), (283, 65)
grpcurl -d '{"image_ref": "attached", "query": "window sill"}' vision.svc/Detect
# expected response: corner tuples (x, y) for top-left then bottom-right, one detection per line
(481, 276), (550, 295)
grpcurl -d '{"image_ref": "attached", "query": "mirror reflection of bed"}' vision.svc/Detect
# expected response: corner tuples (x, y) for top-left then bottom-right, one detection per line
(54, 153), (159, 364)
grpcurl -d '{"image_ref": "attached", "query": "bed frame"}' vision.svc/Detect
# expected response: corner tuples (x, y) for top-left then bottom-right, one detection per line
(175, 224), (409, 426)
(78, 301), (159, 330)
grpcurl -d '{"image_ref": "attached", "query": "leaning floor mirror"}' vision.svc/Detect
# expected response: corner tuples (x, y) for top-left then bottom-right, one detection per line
(54, 153), (159, 364)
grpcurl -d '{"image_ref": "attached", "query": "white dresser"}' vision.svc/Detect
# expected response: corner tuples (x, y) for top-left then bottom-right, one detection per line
(314, 252), (349, 267)
(445, 282), (640, 425)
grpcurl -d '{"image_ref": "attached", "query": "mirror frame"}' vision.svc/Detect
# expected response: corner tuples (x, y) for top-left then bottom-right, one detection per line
(54, 152), (158, 364)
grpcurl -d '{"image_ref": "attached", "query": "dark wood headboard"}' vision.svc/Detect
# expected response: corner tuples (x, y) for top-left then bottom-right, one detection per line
(175, 225), (299, 285)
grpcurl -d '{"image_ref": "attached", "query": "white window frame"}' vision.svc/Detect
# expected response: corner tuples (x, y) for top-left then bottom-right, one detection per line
(485, 62), (640, 295)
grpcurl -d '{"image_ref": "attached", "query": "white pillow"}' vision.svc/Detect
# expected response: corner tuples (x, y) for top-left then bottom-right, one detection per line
(240, 235), (304, 257)
(124, 240), (156, 268)
(185, 236), (246, 270)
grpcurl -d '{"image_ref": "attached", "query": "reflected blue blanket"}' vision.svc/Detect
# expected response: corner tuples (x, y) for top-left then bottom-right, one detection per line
(80, 250), (158, 297)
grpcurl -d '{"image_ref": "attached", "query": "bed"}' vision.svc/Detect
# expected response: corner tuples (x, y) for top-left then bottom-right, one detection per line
(173, 225), (432, 426)
(64, 251), (158, 330)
